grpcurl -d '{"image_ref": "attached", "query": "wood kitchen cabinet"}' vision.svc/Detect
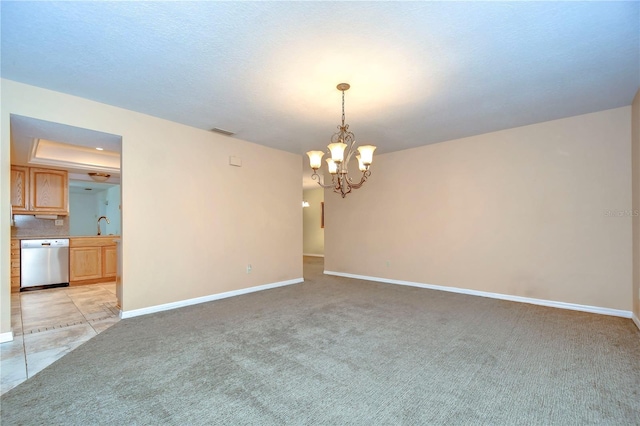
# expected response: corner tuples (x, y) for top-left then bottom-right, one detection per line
(10, 239), (20, 293)
(70, 246), (103, 281)
(102, 245), (117, 278)
(70, 237), (118, 285)
(11, 165), (69, 215)
(10, 166), (28, 212)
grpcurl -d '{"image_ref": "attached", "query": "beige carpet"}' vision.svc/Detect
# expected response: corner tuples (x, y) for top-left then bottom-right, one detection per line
(1, 257), (639, 424)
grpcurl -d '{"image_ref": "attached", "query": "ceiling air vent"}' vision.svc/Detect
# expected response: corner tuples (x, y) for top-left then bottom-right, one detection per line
(210, 127), (235, 136)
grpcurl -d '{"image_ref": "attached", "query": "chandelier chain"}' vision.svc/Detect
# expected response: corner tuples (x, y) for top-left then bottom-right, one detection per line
(341, 89), (346, 129)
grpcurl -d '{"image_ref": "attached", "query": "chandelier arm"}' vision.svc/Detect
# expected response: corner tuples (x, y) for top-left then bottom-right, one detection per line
(334, 175), (343, 193)
(335, 175), (351, 198)
(342, 133), (357, 164)
(346, 170), (371, 189)
(311, 171), (336, 189)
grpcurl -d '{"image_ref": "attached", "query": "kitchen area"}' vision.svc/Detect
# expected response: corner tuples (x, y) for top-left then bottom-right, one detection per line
(1, 115), (123, 394)
(9, 115), (122, 299)
(11, 167), (121, 294)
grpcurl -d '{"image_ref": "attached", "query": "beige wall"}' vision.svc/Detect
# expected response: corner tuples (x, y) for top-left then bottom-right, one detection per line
(303, 187), (325, 256)
(0, 79), (303, 334)
(0, 83), (10, 337)
(325, 107), (633, 312)
(632, 89), (640, 323)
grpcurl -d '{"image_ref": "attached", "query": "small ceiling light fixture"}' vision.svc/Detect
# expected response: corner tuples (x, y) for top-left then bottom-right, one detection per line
(95, 147), (104, 151)
(88, 172), (111, 182)
(302, 201), (310, 208)
(307, 83), (376, 198)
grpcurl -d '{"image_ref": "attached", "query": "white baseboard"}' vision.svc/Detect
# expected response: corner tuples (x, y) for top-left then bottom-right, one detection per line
(120, 278), (304, 319)
(303, 253), (325, 258)
(324, 271), (633, 319)
(0, 330), (14, 343)
(633, 314), (640, 331)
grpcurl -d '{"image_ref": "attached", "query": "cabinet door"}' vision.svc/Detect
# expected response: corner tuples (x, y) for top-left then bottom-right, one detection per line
(70, 247), (102, 281)
(10, 241), (21, 293)
(10, 277), (21, 293)
(10, 166), (29, 213)
(29, 168), (69, 215)
(102, 246), (117, 279)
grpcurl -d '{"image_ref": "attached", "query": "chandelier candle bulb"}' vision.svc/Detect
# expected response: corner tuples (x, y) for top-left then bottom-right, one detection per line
(328, 142), (347, 163)
(326, 158), (338, 174)
(357, 145), (377, 166)
(307, 83), (376, 198)
(307, 151), (325, 170)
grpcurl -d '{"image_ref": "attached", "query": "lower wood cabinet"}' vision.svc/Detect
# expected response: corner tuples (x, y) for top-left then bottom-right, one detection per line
(70, 237), (118, 285)
(70, 247), (103, 281)
(102, 245), (117, 278)
(11, 239), (20, 293)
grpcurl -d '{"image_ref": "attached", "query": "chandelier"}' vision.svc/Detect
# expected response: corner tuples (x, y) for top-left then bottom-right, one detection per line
(306, 83), (376, 198)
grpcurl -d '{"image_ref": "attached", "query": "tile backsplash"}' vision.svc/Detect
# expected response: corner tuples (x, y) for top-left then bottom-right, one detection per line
(11, 215), (70, 238)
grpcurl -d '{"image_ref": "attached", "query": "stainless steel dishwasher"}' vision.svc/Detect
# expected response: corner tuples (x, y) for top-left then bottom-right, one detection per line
(20, 239), (70, 291)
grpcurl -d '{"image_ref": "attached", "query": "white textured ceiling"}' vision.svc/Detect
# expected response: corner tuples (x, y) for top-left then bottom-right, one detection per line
(2, 2), (638, 165)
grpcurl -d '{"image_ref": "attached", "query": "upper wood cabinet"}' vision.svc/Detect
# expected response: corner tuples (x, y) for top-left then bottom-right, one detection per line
(11, 166), (69, 215)
(30, 168), (69, 214)
(10, 166), (28, 212)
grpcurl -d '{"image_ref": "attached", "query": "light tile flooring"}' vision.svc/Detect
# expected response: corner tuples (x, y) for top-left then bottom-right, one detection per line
(0, 283), (120, 395)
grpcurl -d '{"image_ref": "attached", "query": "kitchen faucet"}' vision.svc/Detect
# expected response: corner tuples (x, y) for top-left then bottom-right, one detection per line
(97, 216), (110, 235)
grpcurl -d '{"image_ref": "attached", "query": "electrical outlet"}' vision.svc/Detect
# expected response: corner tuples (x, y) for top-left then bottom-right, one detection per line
(386, 260), (390, 267)
(54, 219), (64, 226)
(246, 264), (252, 274)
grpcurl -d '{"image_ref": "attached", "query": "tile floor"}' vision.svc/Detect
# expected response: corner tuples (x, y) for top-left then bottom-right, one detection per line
(0, 283), (120, 395)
